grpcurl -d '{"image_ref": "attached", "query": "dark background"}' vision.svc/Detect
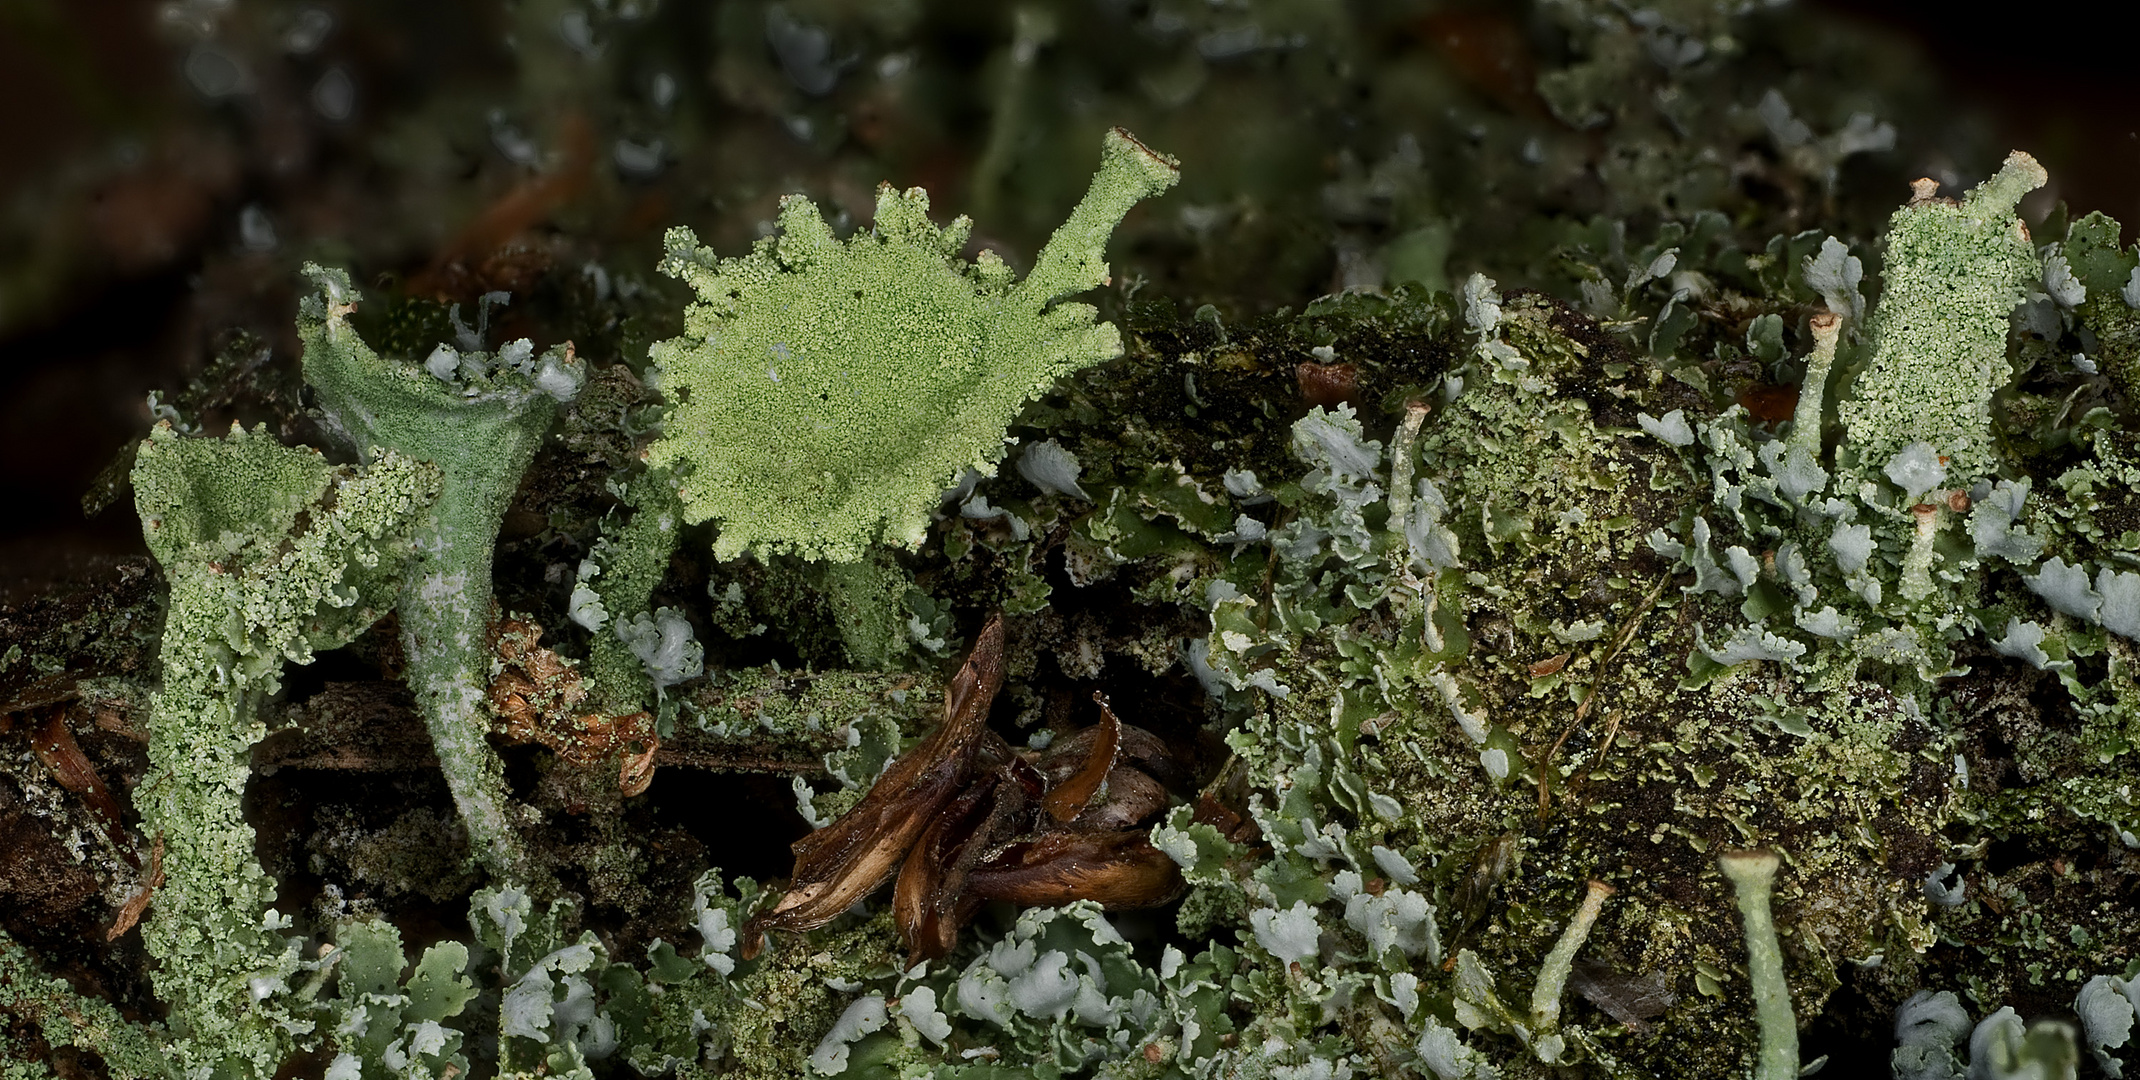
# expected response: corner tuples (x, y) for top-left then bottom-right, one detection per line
(1, 0), (2135, 601)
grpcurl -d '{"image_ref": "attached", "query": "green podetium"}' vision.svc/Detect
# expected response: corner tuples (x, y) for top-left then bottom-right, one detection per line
(1840, 151), (2046, 482)
(647, 127), (1180, 563)
(298, 265), (585, 880)
(1719, 850), (1798, 1080)
(132, 422), (439, 1078)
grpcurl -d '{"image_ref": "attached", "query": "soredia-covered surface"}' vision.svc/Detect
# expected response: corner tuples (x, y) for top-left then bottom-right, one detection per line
(131, 422), (439, 1077)
(1840, 152), (2047, 482)
(647, 129), (1180, 563)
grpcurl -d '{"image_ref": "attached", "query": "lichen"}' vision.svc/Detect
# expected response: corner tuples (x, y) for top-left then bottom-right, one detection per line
(299, 264), (585, 880)
(645, 128), (1178, 563)
(1838, 153), (2046, 481)
(131, 421), (439, 1077)
(15, 5), (2140, 1073)
(0, 927), (169, 1078)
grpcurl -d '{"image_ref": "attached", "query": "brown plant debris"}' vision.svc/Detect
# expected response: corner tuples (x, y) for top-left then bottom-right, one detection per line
(745, 614), (1187, 963)
(485, 616), (659, 796)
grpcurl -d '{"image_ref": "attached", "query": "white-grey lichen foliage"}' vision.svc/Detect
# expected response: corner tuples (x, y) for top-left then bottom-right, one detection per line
(693, 876), (738, 976)
(1250, 901), (1323, 966)
(1892, 990), (2109, 1080)
(2021, 556), (2140, 639)
(1461, 272), (1525, 370)
(810, 996), (889, 1075)
(616, 606), (703, 690)
(1882, 442), (1947, 501)
(2076, 975), (2140, 1077)
(1990, 618), (2053, 670)
(1922, 863), (1966, 907)
(1969, 1008), (2077, 1080)
(1803, 236), (1864, 320)
(1892, 990), (1972, 1080)
(1335, 869), (1439, 962)
(1016, 438), (1090, 500)
(2043, 250), (2087, 308)
(1417, 1013), (1502, 1080)
(1405, 477), (1461, 571)
(1638, 408), (1696, 447)
(898, 987), (954, 1046)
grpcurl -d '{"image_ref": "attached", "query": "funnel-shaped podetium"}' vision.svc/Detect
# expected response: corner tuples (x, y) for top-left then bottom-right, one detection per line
(648, 127), (1180, 562)
(1841, 151), (2046, 482)
(133, 422), (438, 1077)
(298, 265), (585, 881)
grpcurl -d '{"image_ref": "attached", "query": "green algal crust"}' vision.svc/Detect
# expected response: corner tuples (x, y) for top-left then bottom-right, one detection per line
(298, 265), (585, 880)
(1840, 151), (2046, 480)
(577, 472), (686, 715)
(647, 128), (1179, 563)
(0, 928), (170, 1079)
(132, 422), (438, 1078)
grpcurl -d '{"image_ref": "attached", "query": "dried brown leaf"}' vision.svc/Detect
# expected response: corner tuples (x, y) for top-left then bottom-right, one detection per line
(968, 831), (1184, 909)
(745, 614), (1005, 957)
(1042, 692), (1120, 822)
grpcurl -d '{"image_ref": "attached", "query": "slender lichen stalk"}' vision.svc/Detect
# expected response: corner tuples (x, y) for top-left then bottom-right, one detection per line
(1386, 399), (1431, 546)
(1783, 311), (1841, 463)
(1720, 849), (1799, 1080)
(1529, 879), (1615, 1036)
(298, 265), (584, 880)
(1901, 501), (1942, 603)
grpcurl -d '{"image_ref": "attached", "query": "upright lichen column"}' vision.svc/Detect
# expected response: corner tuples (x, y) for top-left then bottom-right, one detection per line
(133, 423), (437, 1077)
(573, 471), (686, 717)
(1840, 151), (2045, 480)
(298, 266), (584, 880)
(1720, 849), (1798, 1080)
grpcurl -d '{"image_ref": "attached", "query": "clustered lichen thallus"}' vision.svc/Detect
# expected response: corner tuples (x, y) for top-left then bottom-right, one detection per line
(16, 28), (2140, 1066)
(745, 614), (1193, 963)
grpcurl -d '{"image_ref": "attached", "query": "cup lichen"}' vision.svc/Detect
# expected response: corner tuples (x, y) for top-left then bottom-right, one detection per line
(131, 421), (440, 1077)
(9, 5), (2140, 1074)
(644, 128), (1179, 564)
(298, 265), (586, 881)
